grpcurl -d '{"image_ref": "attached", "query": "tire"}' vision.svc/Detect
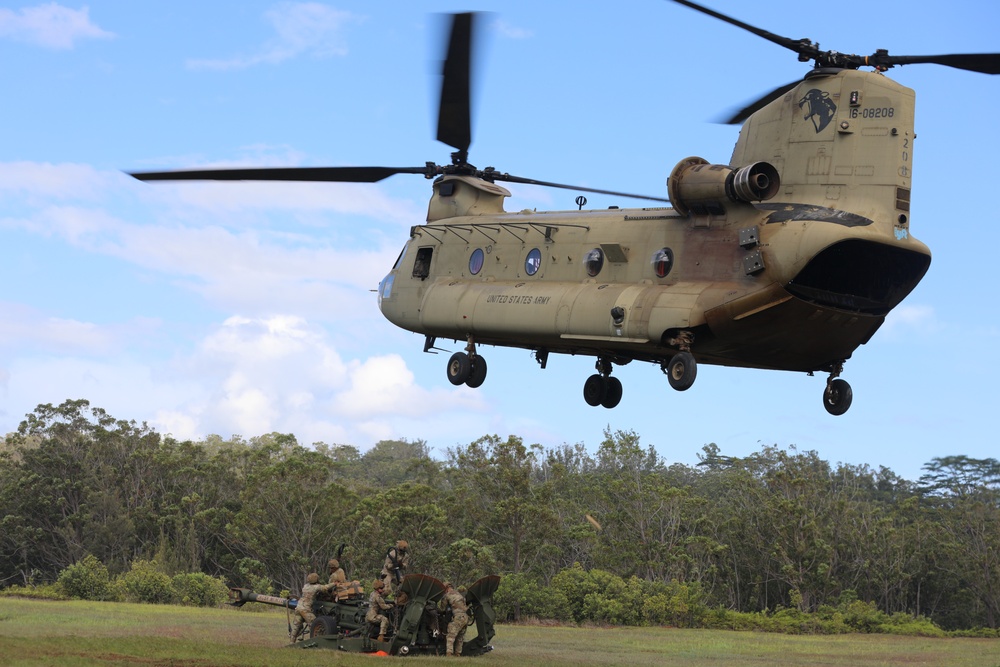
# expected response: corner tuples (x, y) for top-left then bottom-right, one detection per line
(446, 352), (471, 385)
(466, 355), (488, 388)
(823, 378), (853, 416)
(601, 376), (623, 409)
(667, 351), (697, 391)
(310, 615), (338, 638)
(583, 374), (607, 406)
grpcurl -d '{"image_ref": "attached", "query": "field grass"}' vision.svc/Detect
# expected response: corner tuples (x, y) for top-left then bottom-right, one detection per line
(1, 597), (998, 666)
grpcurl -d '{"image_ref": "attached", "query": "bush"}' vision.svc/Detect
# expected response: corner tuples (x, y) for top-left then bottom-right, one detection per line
(57, 555), (114, 601)
(0, 583), (67, 600)
(495, 572), (571, 622)
(115, 560), (172, 604)
(171, 572), (230, 607)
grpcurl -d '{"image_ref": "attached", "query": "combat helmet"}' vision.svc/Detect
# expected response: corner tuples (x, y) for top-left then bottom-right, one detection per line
(306, 572), (320, 584)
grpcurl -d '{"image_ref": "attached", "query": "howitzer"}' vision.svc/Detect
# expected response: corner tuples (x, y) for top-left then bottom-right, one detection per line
(228, 573), (499, 656)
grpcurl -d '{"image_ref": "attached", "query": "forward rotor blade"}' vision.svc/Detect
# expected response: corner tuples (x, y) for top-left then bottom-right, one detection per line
(496, 173), (670, 203)
(129, 165), (433, 183)
(437, 12), (475, 156)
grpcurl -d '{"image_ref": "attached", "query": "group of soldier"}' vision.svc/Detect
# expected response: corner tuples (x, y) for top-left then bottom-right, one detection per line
(290, 539), (470, 657)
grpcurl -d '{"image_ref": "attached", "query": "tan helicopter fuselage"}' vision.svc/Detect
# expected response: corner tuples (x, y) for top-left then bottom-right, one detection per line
(378, 68), (931, 375)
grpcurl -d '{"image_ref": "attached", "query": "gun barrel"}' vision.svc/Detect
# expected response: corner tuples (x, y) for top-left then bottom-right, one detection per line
(228, 587), (296, 609)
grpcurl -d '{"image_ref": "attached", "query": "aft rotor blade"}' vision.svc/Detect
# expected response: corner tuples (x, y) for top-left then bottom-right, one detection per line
(496, 173), (670, 203)
(669, 0), (819, 60)
(722, 79), (800, 125)
(436, 12), (475, 156)
(129, 165), (433, 183)
(877, 52), (1000, 75)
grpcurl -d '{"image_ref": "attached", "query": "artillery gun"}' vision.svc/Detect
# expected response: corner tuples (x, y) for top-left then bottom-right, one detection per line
(228, 573), (500, 656)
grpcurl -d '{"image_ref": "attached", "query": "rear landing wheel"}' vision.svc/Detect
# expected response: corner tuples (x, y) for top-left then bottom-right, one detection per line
(823, 378), (853, 416)
(446, 352), (471, 385)
(666, 351), (697, 391)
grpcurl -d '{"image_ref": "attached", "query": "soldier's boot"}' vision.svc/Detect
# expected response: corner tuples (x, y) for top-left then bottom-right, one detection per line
(377, 634), (384, 642)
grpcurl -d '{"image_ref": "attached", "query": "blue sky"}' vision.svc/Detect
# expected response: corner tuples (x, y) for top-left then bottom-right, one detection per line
(2, 1), (998, 481)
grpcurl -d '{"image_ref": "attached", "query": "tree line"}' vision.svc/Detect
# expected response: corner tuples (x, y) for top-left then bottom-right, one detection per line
(1, 399), (998, 631)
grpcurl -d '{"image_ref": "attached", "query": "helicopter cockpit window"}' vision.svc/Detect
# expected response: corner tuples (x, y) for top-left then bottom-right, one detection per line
(469, 248), (484, 275)
(584, 248), (604, 277)
(525, 248), (541, 276)
(392, 244), (408, 270)
(652, 247), (674, 278)
(412, 247), (433, 280)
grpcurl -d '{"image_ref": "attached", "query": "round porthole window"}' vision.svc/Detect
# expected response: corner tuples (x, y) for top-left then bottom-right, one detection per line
(525, 248), (541, 276)
(469, 248), (484, 275)
(652, 247), (674, 278)
(584, 248), (604, 277)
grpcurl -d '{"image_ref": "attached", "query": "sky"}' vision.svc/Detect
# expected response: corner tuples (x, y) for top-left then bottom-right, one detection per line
(2, 0), (999, 482)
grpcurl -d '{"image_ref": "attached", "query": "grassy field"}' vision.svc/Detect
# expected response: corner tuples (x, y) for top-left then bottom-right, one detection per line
(1, 597), (998, 666)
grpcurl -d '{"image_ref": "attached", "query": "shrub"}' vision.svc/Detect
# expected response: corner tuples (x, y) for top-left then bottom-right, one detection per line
(57, 555), (113, 601)
(0, 583), (67, 600)
(115, 560), (172, 604)
(171, 572), (230, 607)
(494, 572), (571, 622)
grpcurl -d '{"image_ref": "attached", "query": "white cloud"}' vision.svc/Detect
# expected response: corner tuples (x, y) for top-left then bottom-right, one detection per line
(186, 2), (358, 71)
(0, 303), (159, 356)
(880, 303), (938, 338)
(0, 3), (114, 49)
(0, 162), (112, 200)
(492, 18), (533, 41)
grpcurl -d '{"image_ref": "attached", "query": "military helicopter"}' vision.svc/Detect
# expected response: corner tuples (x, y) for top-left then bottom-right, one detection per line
(130, 1), (1000, 416)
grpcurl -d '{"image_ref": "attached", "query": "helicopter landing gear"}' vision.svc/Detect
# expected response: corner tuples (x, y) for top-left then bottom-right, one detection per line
(446, 337), (488, 388)
(822, 362), (852, 416)
(663, 351), (697, 391)
(583, 358), (622, 409)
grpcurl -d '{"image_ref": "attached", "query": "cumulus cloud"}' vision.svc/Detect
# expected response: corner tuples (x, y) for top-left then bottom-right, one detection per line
(0, 162), (113, 200)
(186, 2), (359, 71)
(0, 3), (114, 49)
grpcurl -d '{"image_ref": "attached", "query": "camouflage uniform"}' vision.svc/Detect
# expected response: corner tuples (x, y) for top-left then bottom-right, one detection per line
(366, 583), (393, 638)
(291, 574), (335, 641)
(380, 540), (411, 593)
(328, 560), (347, 588)
(442, 585), (469, 657)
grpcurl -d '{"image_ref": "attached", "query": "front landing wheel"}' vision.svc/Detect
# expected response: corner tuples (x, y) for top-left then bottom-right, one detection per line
(466, 355), (488, 388)
(823, 378), (853, 416)
(446, 352), (471, 385)
(583, 374), (606, 407)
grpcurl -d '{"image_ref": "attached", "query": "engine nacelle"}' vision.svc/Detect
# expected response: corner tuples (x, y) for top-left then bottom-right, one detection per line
(667, 157), (779, 217)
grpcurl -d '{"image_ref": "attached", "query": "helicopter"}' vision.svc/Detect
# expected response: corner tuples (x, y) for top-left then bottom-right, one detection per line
(130, 1), (1000, 416)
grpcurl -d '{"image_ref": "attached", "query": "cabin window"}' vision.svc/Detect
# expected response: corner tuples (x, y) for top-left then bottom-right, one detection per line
(469, 248), (485, 275)
(585, 248), (604, 277)
(412, 247), (433, 279)
(652, 247), (674, 278)
(525, 248), (542, 276)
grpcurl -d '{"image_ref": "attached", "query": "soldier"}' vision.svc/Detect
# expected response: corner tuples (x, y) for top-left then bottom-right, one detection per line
(366, 579), (393, 642)
(381, 540), (411, 594)
(328, 558), (346, 588)
(441, 581), (469, 657)
(290, 572), (335, 642)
